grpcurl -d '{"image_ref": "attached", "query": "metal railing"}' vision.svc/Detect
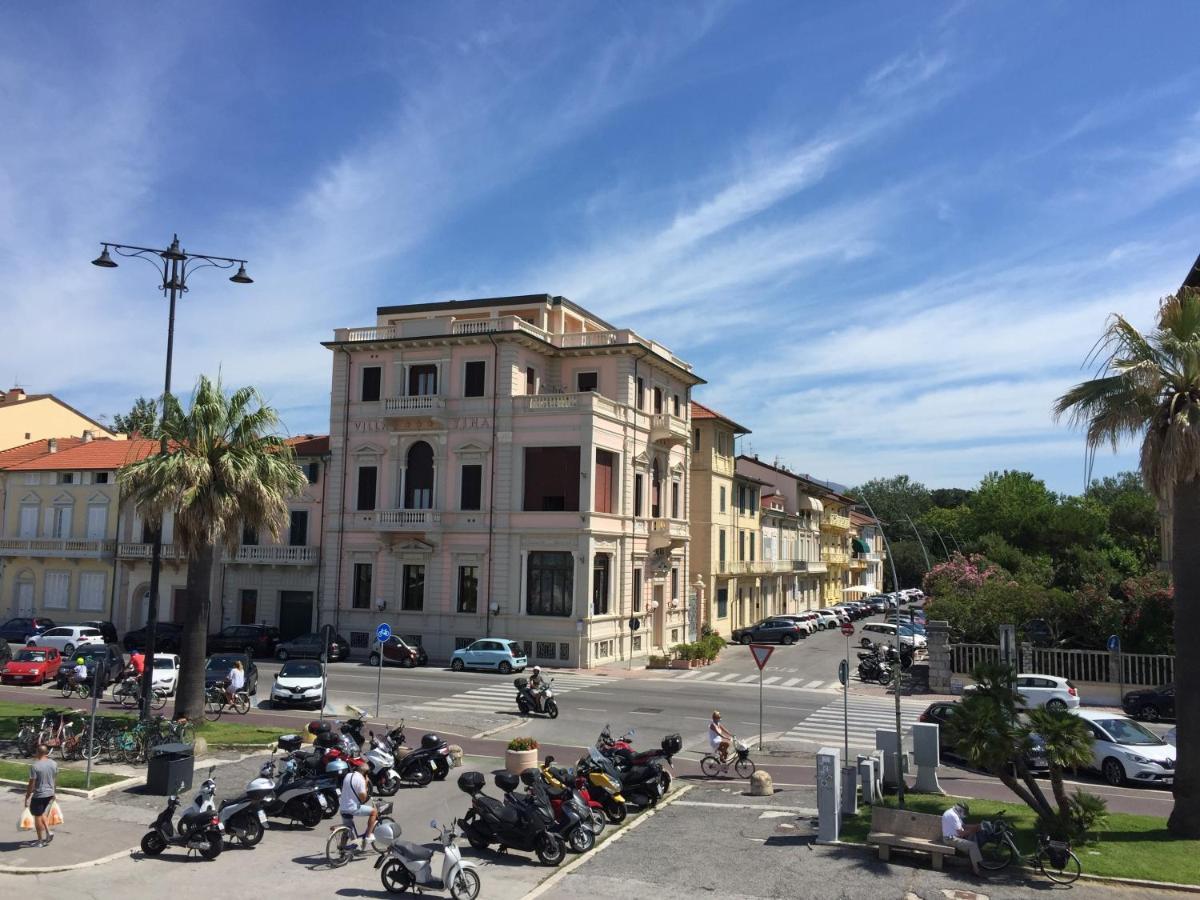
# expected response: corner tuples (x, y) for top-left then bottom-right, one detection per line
(949, 642), (1174, 686)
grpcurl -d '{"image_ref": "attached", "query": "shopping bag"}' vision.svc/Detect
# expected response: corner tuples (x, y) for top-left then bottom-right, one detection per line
(17, 807), (34, 831)
(46, 801), (64, 827)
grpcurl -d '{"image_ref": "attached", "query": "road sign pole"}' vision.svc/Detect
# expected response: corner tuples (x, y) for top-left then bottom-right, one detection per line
(759, 666), (764, 751)
(374, 623), (392, 719)
(85, 664), (101, 790)
(843, 630), (849, 766)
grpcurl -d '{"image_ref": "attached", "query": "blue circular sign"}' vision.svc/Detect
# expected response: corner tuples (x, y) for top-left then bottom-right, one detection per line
(1107, 634), (1120, 652)
(376, 623), (392, 643)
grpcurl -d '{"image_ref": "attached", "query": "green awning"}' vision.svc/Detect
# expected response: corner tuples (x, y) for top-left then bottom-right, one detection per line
(852, 537), (871, 554)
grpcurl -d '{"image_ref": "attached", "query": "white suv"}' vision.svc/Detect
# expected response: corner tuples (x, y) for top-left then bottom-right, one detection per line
(1073, 709), (1174, 787)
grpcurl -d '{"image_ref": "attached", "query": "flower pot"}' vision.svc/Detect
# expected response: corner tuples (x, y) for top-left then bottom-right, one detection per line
(669, 659), (690, 670)
(689, 659), (704, 668)
(505, 747), (538, 775)
(647, 658), (668, 669)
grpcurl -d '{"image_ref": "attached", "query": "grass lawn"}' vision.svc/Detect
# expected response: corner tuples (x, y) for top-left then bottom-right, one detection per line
(0, 759), (128, 789)
(841, 791), (1200, 886)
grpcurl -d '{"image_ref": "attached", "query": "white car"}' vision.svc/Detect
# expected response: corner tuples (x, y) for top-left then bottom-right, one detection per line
(26, 625), (103, 656)
(270, 659), (325, 710)
(1073, 709), (1175, 787)
(814, 610), (840, 630)
(152, 653), (180, 695)
(859, 622), (926, 649)
(1014, 674), (1080, 711)
(1165, 727), (1176, 747)
(789, 613), (820, 635)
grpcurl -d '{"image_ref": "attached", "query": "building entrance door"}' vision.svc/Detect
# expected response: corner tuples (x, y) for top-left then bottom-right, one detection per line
(652, 585), (664, 650)
(279, 591), (314, 641)
(16, 581), (34, 617)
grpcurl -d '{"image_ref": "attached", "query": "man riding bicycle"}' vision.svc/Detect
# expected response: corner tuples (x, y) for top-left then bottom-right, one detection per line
(708, 710), (733, 762)
(338, 758), (378, 851)
(66, 657), (88, 690)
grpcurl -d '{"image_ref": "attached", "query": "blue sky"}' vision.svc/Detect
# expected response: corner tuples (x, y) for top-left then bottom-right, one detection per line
(3, 1), (1199, 493)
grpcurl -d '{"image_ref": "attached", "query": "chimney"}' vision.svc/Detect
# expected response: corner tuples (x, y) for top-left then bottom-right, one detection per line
(48, 438), (58, 453)
(7, 387), (25, 401)
(82, 429), (94, 443)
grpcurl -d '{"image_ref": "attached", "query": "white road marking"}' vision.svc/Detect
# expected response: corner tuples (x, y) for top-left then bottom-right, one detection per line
(761, 676), (780, 685)
(717, 674), (741, 683)
(803, 680), (824, 689)
(782, 678), (801, 687)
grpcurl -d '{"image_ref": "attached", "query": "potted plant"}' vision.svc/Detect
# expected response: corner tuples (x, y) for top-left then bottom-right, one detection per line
(646, 654), (668, 669)
(669, 643), (692, 670)
(505, 736), (539, 774)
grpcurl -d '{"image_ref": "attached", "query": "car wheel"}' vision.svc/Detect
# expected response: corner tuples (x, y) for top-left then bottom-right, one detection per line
(1046, 699), (1068, 712)
(277, 649), (289, 661)
(781, 634), (795, 645)
(400, 657), (413, 668)
(498, 661), (512, 675)
(368, 652), (381, 667)
(1102, 757), (1126, 787)
(451, 658), (464, 672)
(739, 634), (751, 645)
(1138, 704), (1160, 722)
(63, 643), (74, 657)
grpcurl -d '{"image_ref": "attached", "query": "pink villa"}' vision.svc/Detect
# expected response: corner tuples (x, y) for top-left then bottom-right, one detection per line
(321, 294), (703, 668)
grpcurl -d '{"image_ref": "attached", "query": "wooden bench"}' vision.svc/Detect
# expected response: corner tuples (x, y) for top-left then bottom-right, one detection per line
(866, 806), (955, 870)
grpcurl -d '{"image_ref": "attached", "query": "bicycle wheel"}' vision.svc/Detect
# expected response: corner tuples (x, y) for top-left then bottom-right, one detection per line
(233, 693), (250, 715)
(1038, 846), (1081, 884)
(79, 732), (103, 762)
(699, 755), (721, 778)
(325, 826), (354, 868)
(978, 835), (1017, 871)
(151, 691), (167, 711)
(734, 758), (755, 778)
(176, 723), (196, 745)
(204, 697), (224, 721)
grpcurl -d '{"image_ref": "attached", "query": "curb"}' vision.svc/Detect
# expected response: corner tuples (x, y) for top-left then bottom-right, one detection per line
(0, 776), (132, 800)
(0, 845), (136, 875)
(519, 783), (694, 900)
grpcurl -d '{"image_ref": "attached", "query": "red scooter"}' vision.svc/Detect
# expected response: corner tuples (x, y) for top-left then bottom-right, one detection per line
(596, 725), (682, 794)
(542, 758), (606, 838)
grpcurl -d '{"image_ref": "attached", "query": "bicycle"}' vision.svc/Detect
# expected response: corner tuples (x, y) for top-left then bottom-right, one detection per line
(59, 674), (92, 700)
(325, 801), (395, 868)
(204, 683), (250, 720)
(977, 812), (1081, 884)
(700, 737), (756, 778)
(111, 676), (168, 710)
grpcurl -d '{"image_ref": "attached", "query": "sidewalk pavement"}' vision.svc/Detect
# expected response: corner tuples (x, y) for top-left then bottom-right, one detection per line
(0, 786), (144, 873)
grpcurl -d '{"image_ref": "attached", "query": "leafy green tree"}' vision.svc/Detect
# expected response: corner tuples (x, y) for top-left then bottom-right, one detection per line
(1054, 288), (1200, 837)
(931, 487), (973, 509)
(118, 376), (307, 721)
(849, 475), (932, 532)
(968, 470), (1059, 551)
(946, 663), (1103, 841)
(113, 396), (160, 438)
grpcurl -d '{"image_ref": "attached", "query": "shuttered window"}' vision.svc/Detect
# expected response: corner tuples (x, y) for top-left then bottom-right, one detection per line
(460, 465), (482, 511)
(594, 450), (615, 513)
(522, 447), (580, 512)
(44, 571), (70, 609)
(79, 572), (106, 611)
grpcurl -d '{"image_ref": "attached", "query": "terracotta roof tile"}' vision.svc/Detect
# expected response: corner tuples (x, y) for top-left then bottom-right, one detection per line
(0, 437), (85, 470)
(285, 434), (330, 456)
(689, 400), (751, 434)
(6, 438), (159, 471)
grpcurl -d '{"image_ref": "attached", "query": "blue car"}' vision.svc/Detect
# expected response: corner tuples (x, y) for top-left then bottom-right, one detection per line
(0, 617), (55, 644)
(450, 638), (527, 674)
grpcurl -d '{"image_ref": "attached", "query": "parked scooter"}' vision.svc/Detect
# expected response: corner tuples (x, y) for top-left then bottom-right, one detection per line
(140, 780), (225, 860)
(541, 757), (605, 836)
(514, 677), (559, 719)
(375, 819), (481, 899)
(576, 747), (628, 823)
(595, 725), (680, 798)
(456, 770), (566, 866)
(503, 768), (592, 853)
(189, 768), (274, 846)
(258, 759), (329, 827)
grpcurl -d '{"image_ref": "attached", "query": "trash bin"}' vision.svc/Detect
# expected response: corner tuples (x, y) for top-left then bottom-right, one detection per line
(147, 742), (194, 796)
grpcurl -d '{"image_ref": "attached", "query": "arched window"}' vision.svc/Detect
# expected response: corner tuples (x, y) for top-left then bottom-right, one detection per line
(404, 441), (434, 509)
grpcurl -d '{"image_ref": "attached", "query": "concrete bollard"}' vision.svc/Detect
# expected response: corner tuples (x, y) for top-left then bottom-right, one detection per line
(911, 723), (943, 794)
(857, 755), (877, 805)
(875, 729), (908, 789)
(192, 736), (208, 758)
(816, 747), (842, 844)
(749, 770), (773, 796)
(840, 764), (857, 815)
(448, 745), (464, 767)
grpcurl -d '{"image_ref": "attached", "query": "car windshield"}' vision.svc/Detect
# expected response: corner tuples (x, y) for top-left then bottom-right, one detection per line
(280, 661), (322, 678)
(153, 658), (175, 670)
(206, 656), (243, 670)
(16, 650), (47, 662)
(1097, 718), (1164, 746)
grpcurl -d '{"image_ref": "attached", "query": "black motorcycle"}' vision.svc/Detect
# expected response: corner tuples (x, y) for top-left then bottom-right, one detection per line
(857, 649), (893, 685)
(456, 770), (567, 866)
(140, 782), (224, 860)
(259, 757), (329, 827)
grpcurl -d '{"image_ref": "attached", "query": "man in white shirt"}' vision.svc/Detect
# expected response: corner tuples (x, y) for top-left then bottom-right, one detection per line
(339, 759), (377, 850)
(941, 802), (982, 876)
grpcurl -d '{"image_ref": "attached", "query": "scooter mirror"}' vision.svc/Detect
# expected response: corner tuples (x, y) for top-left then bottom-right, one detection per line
(430, 819), (438, 829)
(545, 755), (554, 765)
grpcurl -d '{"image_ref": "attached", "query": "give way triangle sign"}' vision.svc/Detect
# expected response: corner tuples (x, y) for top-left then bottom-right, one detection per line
(749, 643), (774, 670)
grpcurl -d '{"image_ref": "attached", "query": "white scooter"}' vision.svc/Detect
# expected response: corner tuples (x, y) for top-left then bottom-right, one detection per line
(189, 769), (274, 846)
(375, 819), (480, 899)
(365, 730), (402, 795)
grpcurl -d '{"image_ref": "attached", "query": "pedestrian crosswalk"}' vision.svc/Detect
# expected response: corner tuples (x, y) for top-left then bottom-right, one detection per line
(673, 670), (841, 691)
(778, 695), (928, 749)
(410, 673), (612, 718)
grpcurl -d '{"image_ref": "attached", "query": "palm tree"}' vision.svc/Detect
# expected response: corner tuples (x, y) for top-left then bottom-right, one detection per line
(1054, 288), (1200, 838)
(118, 375), (308, 720)
(947, 663), (1098, 839)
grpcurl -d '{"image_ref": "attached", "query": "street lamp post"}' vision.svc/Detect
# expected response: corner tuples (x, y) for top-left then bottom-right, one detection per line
(92, 235), (252, 720)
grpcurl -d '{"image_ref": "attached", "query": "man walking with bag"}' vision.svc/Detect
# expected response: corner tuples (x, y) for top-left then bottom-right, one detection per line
(25, 744), (58, 847)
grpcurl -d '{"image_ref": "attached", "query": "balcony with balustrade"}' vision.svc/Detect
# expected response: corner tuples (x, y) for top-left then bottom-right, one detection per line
(382, 395), (446, 417)
(331, 314), (694, 372)
(224, 545), (320, 566)
(0, 538), (115, 559)
(793, 559), (828, 574)
(375, 509), (442, 531)
(117, 542), (185, 561)
(647, 517), (689, 551)
(820, 513), (851, 531)
(649, 413), (689, 447)
(515, 391), (629, 423)
(823, 549), (849, 565)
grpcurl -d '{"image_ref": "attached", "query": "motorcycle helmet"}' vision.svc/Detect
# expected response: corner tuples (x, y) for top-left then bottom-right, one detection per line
(532, 666), (541, 675)
(494, 771), (520, 793)
(372, 819), (397, 846)
(308, 720), (330, 736)
(420, 732), (442, 751)
(457, 771), (485, 795)
(325, 758), (349, 778)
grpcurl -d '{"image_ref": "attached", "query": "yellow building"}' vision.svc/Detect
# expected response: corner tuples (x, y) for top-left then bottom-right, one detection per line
(819, 492), (854, 606)
(688, 401), (750, 639)
(0, 388), (118, 451)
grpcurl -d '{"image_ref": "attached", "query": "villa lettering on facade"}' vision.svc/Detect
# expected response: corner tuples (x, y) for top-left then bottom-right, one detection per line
(321, 294), (703, 667)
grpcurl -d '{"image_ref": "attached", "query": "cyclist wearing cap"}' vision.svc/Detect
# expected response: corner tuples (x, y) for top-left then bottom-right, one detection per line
(708, 711), (733, 762)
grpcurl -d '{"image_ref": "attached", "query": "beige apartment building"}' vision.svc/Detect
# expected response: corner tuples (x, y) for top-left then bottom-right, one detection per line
(850, 510), (886, 593)
(820, 491), (855, 605)
(0, 388), (119, 451)
(0, 433), (330, 639)
(321, 294), (702, 668)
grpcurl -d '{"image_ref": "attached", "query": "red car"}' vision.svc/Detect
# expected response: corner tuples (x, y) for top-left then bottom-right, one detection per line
(2, 646), (62, 685)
